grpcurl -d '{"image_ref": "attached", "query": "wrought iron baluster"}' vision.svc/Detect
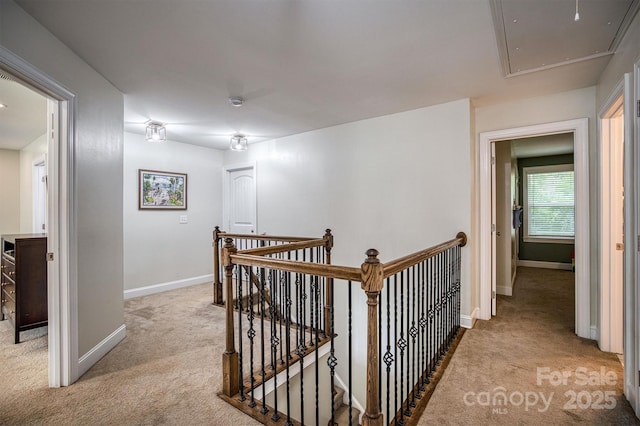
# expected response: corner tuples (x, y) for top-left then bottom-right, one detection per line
(248, 267), (256, 408)
(403, 269), (411, 417)
(419, 259), (427, 390)
(269, 269), (280, 422)
(237, 266), (245, 401)
(398, 270), (407, 424)
(259, 267), (268, 415)
(384, 277), (393, 425)
(313, 276), (320, 426)
(327, 276), (337, 426)
(394, 274), (399, 426)
(410, 265), (417, 409)
(285, 269), (293, 426)
(348, 280), (353, 426)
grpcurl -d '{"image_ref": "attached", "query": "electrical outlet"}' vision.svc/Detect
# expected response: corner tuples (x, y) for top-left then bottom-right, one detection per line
(179, 215), (188, 224)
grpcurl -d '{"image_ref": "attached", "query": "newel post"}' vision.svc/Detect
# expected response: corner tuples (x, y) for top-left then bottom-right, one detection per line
(361, 249), (384, 426)
(212, 226), (223, 305)
(324, 229), (334, 335)
(222, 237), (239, 396)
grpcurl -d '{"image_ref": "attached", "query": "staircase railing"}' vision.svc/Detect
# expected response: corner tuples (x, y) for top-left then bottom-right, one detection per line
(218, 230), (467, 426)
(212, 226), (328, 305)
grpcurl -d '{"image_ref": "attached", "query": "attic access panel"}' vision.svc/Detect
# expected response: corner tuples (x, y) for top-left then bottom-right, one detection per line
(491, 0), (639, 76)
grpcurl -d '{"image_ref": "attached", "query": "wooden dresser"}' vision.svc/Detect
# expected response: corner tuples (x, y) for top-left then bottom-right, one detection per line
(1, 234), (48, 344)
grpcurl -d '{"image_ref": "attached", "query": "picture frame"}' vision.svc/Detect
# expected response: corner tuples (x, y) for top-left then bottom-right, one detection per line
(138, 169), (187, 210)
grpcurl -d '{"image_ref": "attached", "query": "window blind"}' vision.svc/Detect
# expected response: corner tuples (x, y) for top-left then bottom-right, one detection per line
(526, 169), (575, 238)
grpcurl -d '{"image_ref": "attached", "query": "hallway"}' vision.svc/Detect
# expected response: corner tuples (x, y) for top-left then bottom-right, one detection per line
(420, 267), (639, 425)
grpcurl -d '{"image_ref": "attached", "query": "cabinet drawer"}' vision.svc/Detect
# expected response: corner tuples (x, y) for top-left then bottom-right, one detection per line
(2, 290), (16, 323)
(1, 259), (15, 281)
(1, 280), (15, 298)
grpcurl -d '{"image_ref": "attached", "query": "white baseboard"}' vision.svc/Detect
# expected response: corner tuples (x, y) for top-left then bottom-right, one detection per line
(78, 324), (126, 378)
(517, 260), (573, 271)
(497, 286), (513, 296)
(590, 325), (599, 341)
(124, 274), (213, 300)
(461, 307), (479, 329)
(511, 268), (517, 287)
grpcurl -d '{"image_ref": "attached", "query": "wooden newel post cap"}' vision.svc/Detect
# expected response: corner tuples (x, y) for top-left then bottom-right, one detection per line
(223, 237), (235, 249)
(456, 232), (467, 247)
(365, 249), (380, 264)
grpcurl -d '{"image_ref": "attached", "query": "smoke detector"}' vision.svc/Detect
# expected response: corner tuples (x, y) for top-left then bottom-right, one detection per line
(228, 96), (244, 107)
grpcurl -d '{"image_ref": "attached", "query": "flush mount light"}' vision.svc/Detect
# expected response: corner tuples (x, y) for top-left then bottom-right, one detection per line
(0, 103), (7, 108)
(228, 96), (244, 107)
(574, 0), (580, 21)
(145, 120), (166, 142)
(230, 134), (248, 151)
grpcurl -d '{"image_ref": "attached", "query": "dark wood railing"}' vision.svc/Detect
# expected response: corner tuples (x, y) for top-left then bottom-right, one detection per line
(218, 230), (467, 426)
(212, 226), (330, 305)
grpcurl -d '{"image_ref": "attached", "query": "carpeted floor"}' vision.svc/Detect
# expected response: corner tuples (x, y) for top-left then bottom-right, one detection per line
(2, 270), (639, 425)
(0, 283), (260, 426)
(420, 267), (640, 425)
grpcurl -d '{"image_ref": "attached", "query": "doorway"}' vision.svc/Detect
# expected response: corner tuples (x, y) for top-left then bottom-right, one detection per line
(0, 46), (75, 387)
(479, 119), (590, 338)
(223, 163), (257, 234)
(599, 89), (624, 355)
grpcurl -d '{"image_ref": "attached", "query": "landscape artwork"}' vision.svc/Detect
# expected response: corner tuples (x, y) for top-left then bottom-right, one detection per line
(139, 170), (187, 210)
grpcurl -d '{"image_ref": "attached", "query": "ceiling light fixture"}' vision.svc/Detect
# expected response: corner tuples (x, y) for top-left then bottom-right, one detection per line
(145, 120), (167, 142)
(0, 103), (7, 108)
(229, 96), (244, 107)
(230, 134), (248, 151)
(574, 0), (580, 21)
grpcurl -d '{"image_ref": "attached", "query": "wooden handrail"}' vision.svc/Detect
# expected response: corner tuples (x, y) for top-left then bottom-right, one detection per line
(230, 253), (362, 282)
(217, 231), (317, 242)
(382, 232), (467, 278)
(238, 238), (326, 257)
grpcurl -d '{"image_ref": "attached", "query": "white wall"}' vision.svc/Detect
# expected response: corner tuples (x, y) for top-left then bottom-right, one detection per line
(1, 0), (124, 358)
(123, 132), (223, 292)
(0, 149), (20, 235)
(475, 86), (597, 325)
(19, 133), (47, 233)
(224, 98), (472, 306)
(597, 10), (640, 110)
(225, 99), (472, 406)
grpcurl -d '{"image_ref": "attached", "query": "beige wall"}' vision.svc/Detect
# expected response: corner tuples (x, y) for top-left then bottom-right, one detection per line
(19, 133), (47, 234)
(1, 0), (124, 359)
(0, 149), (20, 236)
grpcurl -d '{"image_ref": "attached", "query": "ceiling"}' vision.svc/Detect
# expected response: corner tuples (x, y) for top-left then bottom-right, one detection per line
(511, 134), (574, 158)
(0, 75), (46, 151)
(2, 0), (638, 151)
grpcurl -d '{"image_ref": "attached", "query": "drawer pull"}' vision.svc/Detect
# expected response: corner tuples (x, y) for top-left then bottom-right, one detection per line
(9, 290), (15, 295)
(0, 265), (5, 270)
(8, 271), (15, 277)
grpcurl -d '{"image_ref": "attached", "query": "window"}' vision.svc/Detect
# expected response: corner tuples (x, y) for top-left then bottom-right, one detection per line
(523, 164), (574, 243)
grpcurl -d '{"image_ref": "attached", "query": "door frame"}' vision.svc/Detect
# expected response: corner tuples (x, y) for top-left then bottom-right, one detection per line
(0, 46), (77, 386)
(33, 155), (47, 233)
(479, 119), (590, 339)
(222, 162), (257, 234)
(598, 81), (625, 354)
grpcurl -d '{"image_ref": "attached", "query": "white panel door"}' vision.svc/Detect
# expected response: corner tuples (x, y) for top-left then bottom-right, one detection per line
(226, 165), (256, 234)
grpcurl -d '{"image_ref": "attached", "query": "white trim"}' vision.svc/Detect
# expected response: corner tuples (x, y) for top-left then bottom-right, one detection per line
(517, 260), (573, 271)
(461, 307), (479, 329)
(590, 325), (599, 341)
(598, 80), (625, 354)
(77, 325), (126, 378)
(0, 46), (77, 387)
(496, 286), (512, 296)
(124, 274), (213, 299)
(479, 119), (590, 339)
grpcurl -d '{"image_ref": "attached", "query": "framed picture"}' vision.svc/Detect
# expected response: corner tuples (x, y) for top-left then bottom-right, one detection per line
(138, 169), (187, 210)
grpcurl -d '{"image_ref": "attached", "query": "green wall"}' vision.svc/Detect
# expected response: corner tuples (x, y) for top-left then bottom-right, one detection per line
(518, 154), (575, 263)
